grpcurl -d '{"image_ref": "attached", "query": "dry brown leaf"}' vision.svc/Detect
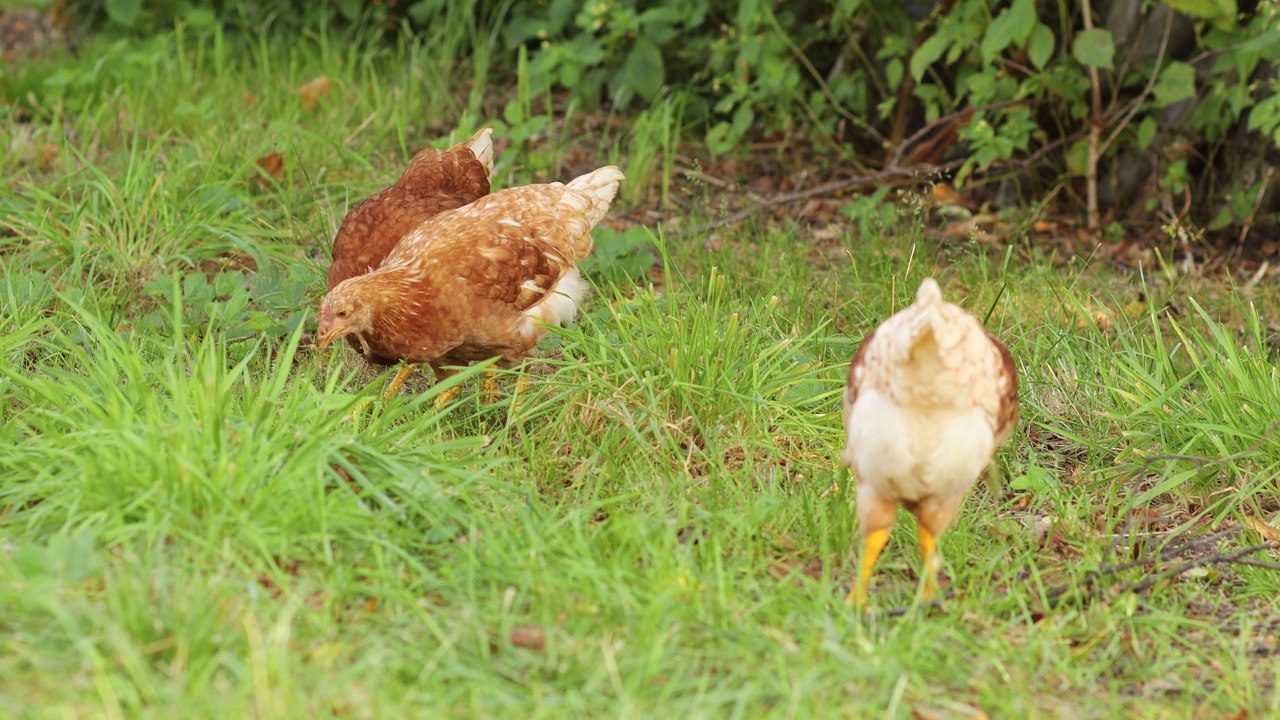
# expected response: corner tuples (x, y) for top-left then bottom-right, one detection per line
(1033, 219), (1070, 233)
(38, 143), (59, 170)
(297, 76), (332, 109)
(1245, 516), (1280, 543)
(256, 151), (285, 180)
(930, 183), (964, 206)
(510, 624), (547, 651)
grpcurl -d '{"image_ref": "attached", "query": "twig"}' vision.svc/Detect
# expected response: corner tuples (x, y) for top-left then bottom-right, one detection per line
(886, 99), (1037, 171)
(1124, 542), (1274, 595)
(1081, 0), (1104, 233)
(1132, 424), (1277, 478)
(1046, 529), (1277, 609)
(681, 159), (963, 236)
(1096, 11), (1174, 159)
(883, 589), (954, 618)
(1099, 429), (1274, 569)
(1239, 166), (1276, 245)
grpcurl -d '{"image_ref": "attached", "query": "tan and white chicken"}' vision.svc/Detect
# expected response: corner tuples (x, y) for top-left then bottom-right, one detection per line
(840, 278), (1018, 607)
(317, 166), (625, 404)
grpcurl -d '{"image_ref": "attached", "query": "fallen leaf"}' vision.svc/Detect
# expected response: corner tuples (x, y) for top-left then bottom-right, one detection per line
(510, 624), (546, 651)
(297, 76), (332, 109)
(256, 152), (285, 179)
(1033, 219), (1070, 232)
(38, 144), (59, 170)
(930, 183), (964, 206)
(1246, 516), (1280, 543)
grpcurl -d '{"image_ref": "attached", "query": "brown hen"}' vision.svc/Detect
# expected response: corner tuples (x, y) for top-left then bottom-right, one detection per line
(840, 278), (1018, 608)
(316, 166), (625, 403)
(327, 127), (494, 292)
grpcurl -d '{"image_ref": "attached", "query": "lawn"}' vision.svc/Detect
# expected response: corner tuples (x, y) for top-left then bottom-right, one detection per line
(3, 23), (1280, 719)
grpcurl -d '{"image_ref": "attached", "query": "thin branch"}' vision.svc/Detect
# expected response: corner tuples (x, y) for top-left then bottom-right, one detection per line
(681, 159), (964, 236)
(1097, 11), (1174, 159)
(887, 99), (1038, 171)
(1080, 0), (1103, 233)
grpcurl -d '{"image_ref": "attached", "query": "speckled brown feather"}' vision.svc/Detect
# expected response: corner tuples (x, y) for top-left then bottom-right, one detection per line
(321, 166), (624, 373)
(326, 128), (493, 291)
(988, 332), (1019, 445)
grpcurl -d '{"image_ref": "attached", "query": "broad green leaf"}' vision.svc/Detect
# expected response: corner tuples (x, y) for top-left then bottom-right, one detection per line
(1028, 23), (1055, 69)
(1073, 28), (1115, 70)
(885, 58), (903, 90)
(1152, 62), (1196, 107)
(910, 33), (951, 82)
(732, 103), (755, 136)
(625, 38), (665, 102)
(981, 0), (1037, 65)
(105, 0), (143, 27)
(1165, 0), (1237, 30)
(1066, 138), (1090, 175)
(1136, 116), (1158, 149)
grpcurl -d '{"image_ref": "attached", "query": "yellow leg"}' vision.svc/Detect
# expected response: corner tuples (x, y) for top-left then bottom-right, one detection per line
(344, 398), (372, 424)
(917, 525), (941, 601)
(846, 528), (891, 608)
(480, 370), (500, 404)
(381, 364), (417, 402)
(432, 385), (461, 407)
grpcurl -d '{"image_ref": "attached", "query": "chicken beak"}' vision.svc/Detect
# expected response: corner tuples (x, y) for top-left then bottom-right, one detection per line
(316, 324), (342, 350)
(316, 310), (342, 350)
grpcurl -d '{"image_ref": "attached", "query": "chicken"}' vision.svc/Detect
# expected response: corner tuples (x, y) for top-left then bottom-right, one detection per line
(840, 278), (1018, 608)
(316, 166), (625, 404)
(327, 127), (494, 292)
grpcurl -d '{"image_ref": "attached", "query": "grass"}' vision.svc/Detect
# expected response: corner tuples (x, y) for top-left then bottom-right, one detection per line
(3, 21), (1280, 719)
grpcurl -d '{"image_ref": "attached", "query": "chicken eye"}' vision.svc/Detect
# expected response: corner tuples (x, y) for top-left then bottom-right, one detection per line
(336, 310), (349, 318)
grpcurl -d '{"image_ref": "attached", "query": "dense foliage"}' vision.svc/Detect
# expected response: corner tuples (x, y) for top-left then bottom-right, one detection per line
(18, 0), (1280, 230)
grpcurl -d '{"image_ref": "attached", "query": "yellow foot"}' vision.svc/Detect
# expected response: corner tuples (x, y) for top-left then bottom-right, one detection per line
(344, 398), (374, 424)
(480, 370), (500, 404)
(846, 527), (892, 611)
(917, 524), (942, 603)
(432, 385), (461, 408)
(510, 374), (531, 412)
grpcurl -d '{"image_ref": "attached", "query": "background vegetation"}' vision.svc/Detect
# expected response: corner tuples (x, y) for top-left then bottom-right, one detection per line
(2, 0), (1280, 716)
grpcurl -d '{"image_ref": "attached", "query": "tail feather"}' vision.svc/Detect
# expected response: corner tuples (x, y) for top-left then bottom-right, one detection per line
(566, 166), (624, 220)
(464, 127), (495, 176)
(552, 166), (624, 260)
(915, 278), (943, 306)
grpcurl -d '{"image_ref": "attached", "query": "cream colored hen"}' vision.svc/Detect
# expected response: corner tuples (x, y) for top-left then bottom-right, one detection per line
(841, 278), (1018, 607)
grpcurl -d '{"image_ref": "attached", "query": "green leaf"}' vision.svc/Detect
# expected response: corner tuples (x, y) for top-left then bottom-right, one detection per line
(1136, 116), (1158, 149)
(1152, 62), (1196, 107)
(1027, 23), (1055, 70)
(1246, 94), (1280, 142)
(910, 33), (951, 83)
(105, 0), (143, 28)
(625, 38), (665, 103)
(885, 59), (903, 90)
(1073, 28), (1115, 70)
(1164, 0), (1237, 30)
(732, 103), (755, 136)
(1065, 138), (1090, 175)
(981, 0), (1037, 65)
